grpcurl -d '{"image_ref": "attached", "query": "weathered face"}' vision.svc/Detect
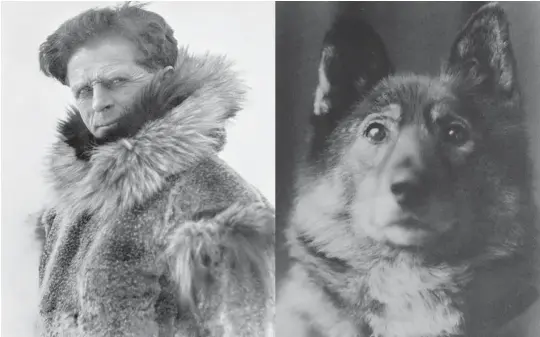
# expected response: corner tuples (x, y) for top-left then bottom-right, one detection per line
(66, 36), (154, 139)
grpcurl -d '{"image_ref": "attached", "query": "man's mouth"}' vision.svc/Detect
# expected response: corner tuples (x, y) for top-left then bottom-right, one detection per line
(95, 121), (120, 130)
(97, 120), (118, 127)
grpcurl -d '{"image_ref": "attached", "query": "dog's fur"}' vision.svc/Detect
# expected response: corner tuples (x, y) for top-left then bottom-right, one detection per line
(277, 4), (538, 337)
(36, 48), (275, 336)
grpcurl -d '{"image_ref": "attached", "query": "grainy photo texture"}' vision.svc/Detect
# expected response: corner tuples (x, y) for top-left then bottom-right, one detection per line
(1, 2), (275, 336)
(276, 2), (540, 337)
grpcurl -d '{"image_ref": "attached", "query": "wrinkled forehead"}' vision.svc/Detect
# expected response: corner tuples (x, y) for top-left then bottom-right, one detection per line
(67, 62), (147, 91)
(66, 36), (145, 88)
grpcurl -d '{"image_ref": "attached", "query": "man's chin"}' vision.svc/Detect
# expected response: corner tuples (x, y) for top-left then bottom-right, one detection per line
(92, 123), (123, 143)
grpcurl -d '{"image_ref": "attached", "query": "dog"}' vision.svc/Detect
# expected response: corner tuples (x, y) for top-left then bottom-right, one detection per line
(277, 3), (538, 337)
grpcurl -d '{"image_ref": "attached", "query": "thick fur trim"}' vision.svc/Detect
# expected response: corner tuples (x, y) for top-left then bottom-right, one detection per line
(163, 202), (275, 311)
(46, 48), (246, 222)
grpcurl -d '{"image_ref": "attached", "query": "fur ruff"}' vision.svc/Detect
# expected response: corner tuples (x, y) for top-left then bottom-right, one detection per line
(46, 48), (246, 223)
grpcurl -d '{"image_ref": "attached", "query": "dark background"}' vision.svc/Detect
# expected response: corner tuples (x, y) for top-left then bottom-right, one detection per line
(276, 2), (540, 335)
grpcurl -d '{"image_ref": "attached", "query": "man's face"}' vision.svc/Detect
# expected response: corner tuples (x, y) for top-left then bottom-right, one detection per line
(66, 36), (154, 139)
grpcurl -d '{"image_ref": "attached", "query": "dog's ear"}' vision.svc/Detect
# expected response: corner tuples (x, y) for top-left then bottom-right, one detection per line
(446, 3), (519, 101)
(310, 15), (393, 161)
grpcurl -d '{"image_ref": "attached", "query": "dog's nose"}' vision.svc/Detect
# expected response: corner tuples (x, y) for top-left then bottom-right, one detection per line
(385, 125), (433, 207)
(390, 174), (426, 207)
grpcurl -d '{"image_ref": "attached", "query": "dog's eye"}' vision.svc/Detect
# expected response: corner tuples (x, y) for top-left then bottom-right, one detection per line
(443, 123), (470, 146)
(364, 122), (388, 143)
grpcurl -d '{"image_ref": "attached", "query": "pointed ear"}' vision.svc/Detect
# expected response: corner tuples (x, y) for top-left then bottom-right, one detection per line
(310, 15), (393, 162)
(314, 15), (394, 118)
(446, 3), (519, 100)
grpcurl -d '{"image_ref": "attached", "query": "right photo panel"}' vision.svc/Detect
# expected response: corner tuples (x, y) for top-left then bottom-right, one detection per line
(276, 2), (540, 337)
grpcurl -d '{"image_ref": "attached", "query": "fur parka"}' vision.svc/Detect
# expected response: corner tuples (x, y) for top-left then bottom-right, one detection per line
(35, 49), (275, 337)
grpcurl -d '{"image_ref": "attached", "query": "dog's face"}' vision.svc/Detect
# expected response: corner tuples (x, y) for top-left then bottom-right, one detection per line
(336, 78), (478, 249)
(306, 4), (528, 256)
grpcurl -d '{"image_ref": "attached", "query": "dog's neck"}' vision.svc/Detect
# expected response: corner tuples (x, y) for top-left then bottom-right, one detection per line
(290, 219), (537, 337)
(287, 175), (531, 337)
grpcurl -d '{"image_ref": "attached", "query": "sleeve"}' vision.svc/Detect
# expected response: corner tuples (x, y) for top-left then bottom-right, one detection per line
(161, 200), (275, 337)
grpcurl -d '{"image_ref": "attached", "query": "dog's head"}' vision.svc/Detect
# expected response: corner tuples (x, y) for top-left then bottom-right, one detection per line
(304, 3), (532, 259)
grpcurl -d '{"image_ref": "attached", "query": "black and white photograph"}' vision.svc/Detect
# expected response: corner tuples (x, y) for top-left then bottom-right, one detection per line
(2, 1), (540, 337)
(276, 2), (540, 337)
(2, 2), (275, 336)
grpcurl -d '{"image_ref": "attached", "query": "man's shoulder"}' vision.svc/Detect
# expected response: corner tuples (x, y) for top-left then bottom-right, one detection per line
(169, 156), (269, 208)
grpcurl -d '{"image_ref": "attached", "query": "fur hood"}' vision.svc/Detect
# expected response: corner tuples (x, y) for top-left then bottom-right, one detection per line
(46, 48), (246, 222)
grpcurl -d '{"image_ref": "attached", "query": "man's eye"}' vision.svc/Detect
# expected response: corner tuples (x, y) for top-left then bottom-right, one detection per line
(77, 87), (92, 98)
(111, 78), (127, 85)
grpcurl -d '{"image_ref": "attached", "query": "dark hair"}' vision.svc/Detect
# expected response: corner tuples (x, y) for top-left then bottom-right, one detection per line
(39, 2), (178, 85)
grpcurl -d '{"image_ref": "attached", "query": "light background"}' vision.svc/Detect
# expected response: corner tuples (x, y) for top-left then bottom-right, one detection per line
(0, 2), (275, 336)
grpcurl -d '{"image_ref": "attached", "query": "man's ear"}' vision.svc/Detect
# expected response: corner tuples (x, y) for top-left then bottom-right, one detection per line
(310, 14), (393, 161)
(446, 3), (519, 101)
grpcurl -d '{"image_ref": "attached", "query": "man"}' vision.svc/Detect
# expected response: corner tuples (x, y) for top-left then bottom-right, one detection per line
(35, 3), (274, 336)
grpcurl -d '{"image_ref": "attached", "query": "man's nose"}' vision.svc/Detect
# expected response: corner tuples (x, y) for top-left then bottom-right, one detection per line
(92, 84), (114, 112)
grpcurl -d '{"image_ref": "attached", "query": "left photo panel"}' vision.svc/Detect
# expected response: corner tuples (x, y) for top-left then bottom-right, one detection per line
(1, 2), (275, 336)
